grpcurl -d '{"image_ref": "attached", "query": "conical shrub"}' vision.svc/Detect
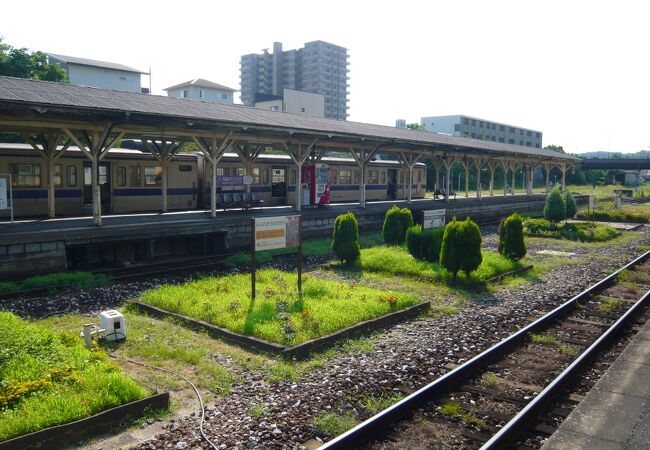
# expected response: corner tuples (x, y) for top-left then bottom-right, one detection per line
(332, 212), (360, 265)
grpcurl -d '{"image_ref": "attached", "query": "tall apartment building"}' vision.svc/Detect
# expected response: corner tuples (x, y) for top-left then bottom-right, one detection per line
(420, 115), (543, 148)
(240, 41), (349, 120)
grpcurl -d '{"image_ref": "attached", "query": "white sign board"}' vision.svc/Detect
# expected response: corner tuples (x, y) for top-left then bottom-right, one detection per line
(254, 216), (301, 251)
(0, 178), (7, 210)
(423, 209), (446, 229)
(588, 195), (595, 210)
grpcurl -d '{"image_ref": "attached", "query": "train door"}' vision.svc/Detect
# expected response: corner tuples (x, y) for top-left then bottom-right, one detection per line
(83, 162), (111, 213)
(387, 168), (398, 200)
(271, 166), (287, 205)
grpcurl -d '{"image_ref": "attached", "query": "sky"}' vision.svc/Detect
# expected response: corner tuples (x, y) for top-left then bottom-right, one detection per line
(1, 0), (648, 154)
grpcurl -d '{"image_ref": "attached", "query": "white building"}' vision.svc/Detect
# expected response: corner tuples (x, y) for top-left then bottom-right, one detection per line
(254, 88), (325, 117)
(47, 54), (147, 93)
(164, 79), (236, 104)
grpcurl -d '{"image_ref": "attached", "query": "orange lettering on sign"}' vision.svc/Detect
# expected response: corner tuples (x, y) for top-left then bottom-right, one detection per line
(256, 229), (285, 240)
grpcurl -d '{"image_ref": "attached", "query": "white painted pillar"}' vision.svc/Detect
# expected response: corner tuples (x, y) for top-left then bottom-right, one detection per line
(545, 164), (551, 194)
(211, 157), (217, 218)
(161, 159), (169, 212)
(360, 163), (366, 208)
(47, 157), (56, 218)
(489, 165), (495, 197)
(407, 165), (413, 204)
(91, 155), (101, 226)
(561, 164), (567, 193)
(476, 164), (482, 199)
(503, 165), (508, 197)
(296, 162), (302, 211)
(445, 165), (451, 203)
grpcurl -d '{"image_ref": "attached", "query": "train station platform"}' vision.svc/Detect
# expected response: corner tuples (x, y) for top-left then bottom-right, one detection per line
(0, 193), (584, 279)
(544, 317), (650, 450)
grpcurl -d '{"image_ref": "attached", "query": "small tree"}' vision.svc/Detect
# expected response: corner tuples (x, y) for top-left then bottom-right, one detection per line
(398, 208), (413, 237)
(543, 188), (566, 226)
(331, 212), (360, 265)
(499, 213), (526, 260)
(440, 218), (463, 279)
(564, 191), (577, 222)
(422, 227), (445, 262)
(382, 205), (405, 245)
(458, 218), (483, 277)
(405, 224), (424, 259)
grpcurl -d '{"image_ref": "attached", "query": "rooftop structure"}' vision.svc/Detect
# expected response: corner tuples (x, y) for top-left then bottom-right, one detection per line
(47, 53), (148, 93)
(254, 88), (325, 117)
(164, 78), (236, 104)
(421, 114), (543, 148)
(240, 41), (349, 120)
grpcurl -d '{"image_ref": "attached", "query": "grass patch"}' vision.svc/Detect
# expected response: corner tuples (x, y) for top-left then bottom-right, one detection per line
(0, 312), (148, 442)
(439, 400), (464, 417)
(429, 305), (460, 316)
(0, 272), (112, 295)
(598, 297), (623, 314)
(576, 209), (648, 224)
(559, 345), (579, 357)
(42, 310), (235, 394)
(250, 403), (267, 418)
(529, 333), (557, 345)
(479, 372), (499, 389)
(359, 393), (404, 414)
(352, 246), (524, 285)
(140, 269), (418, 345)
(314, 412), (358, 437)
(523, 218), (621, 242)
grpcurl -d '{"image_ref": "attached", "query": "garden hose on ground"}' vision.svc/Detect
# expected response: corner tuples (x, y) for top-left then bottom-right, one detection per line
(106, 349), (218, 450)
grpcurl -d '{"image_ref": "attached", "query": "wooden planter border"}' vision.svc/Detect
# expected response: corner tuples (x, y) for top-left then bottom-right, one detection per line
(132, 300), (430, 358)
(0, 392), (169, 450)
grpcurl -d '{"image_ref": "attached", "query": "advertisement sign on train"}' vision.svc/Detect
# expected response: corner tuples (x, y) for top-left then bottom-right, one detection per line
(0, 178), (7, 210)
(217, 176), (252, 185)
(423, 209), (446, 229)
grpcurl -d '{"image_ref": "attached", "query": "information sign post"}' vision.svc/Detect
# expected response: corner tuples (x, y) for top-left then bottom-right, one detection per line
(422, 209), (446, 229)
(251, 215), (302, 299)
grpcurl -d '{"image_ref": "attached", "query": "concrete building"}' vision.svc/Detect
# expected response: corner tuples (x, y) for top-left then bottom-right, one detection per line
(395, 119), (406, 129)
(47, 53), (147, 93)
(240, 41), (349, 120)
(254, 88), (325, 117)
(164, 79), (235, 104)
(420, 115), (543, 148)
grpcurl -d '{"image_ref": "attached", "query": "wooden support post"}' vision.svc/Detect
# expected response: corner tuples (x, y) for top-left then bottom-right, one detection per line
(63, 126), (123, 226)
(502, 161), (509, 197)
(285, 140), (317, 212)
(350, 145), (380, 209)
(192, 133), (233, 218)
(511, 165), (516, 196)
(561, 163), (567, 193)
(297, 215), (302, 297)
(488, 162), (496, 197)
(476, 162), (482, 199)
(251, 217), (256, 300)
(544, 163), (552, 194)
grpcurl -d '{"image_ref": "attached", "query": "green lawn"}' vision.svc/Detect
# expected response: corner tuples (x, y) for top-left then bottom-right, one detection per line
(140, 269), (419, 345)
(352, 246), (525, 284)
(0, 312), (147, 442)
(0, 271), (112, 295)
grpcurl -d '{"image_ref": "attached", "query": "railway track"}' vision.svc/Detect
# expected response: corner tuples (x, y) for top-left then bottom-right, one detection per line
(320, 250), (650, 450)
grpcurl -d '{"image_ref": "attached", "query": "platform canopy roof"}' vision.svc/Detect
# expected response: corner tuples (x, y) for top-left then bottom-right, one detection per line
(0, 76), (578, 163)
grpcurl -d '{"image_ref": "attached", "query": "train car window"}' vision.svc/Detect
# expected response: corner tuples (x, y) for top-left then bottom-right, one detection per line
(328, 169), (337, 185)
(338, 169), (351, 185)
(179, 165), (192, 172)
(290, 169), (296, 185)
(144, 167), (162, 186)
(67, 166), (77, 187)
(418, 170), (422, 182)
(252, 168), (261, 184)
(10, 164), (41, 187)
(54, 165), (62, 187)
(130, 167), (142, 186)
(262, 169), (269, 185)
(236, 168), (247, 176)
(216, 167), (225, 176)
(98, 165), (108, 185)
(367, 170), (378, 184)
(117, 167), (127, 187)
(354, 170), (360, 184)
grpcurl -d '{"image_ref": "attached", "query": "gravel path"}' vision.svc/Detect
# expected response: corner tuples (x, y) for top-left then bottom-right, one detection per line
(3, 227), (648, 450)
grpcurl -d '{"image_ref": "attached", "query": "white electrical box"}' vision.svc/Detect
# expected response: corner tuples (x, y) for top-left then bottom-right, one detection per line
(99, 310), (126, 341)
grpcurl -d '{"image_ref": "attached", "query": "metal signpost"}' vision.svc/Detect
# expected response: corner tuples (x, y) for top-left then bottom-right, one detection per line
(422, 209), (446, 229)
(251, 214), (302, 299)
(0, 174), (14, 223)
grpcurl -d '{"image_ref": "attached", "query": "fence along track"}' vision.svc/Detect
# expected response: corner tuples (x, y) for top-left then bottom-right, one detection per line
(319, 250), (650, 450)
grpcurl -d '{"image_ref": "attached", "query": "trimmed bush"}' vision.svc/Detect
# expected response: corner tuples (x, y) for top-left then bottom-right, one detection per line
(398, 208), (413, 238)
(458, 217), (483, 277)
(575, 210), (648, 224)
(405, 225), (424, 259)
(332, 212), (361, 264)
(440, 217), (482, 279)
(564, 191), (577, 221)
(382, 206), (412, 245)
(543, 188), (566, 225)
(422, 227), (445, 262)
(522, 217), (552, 234)
(499, 213), (526, 260)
